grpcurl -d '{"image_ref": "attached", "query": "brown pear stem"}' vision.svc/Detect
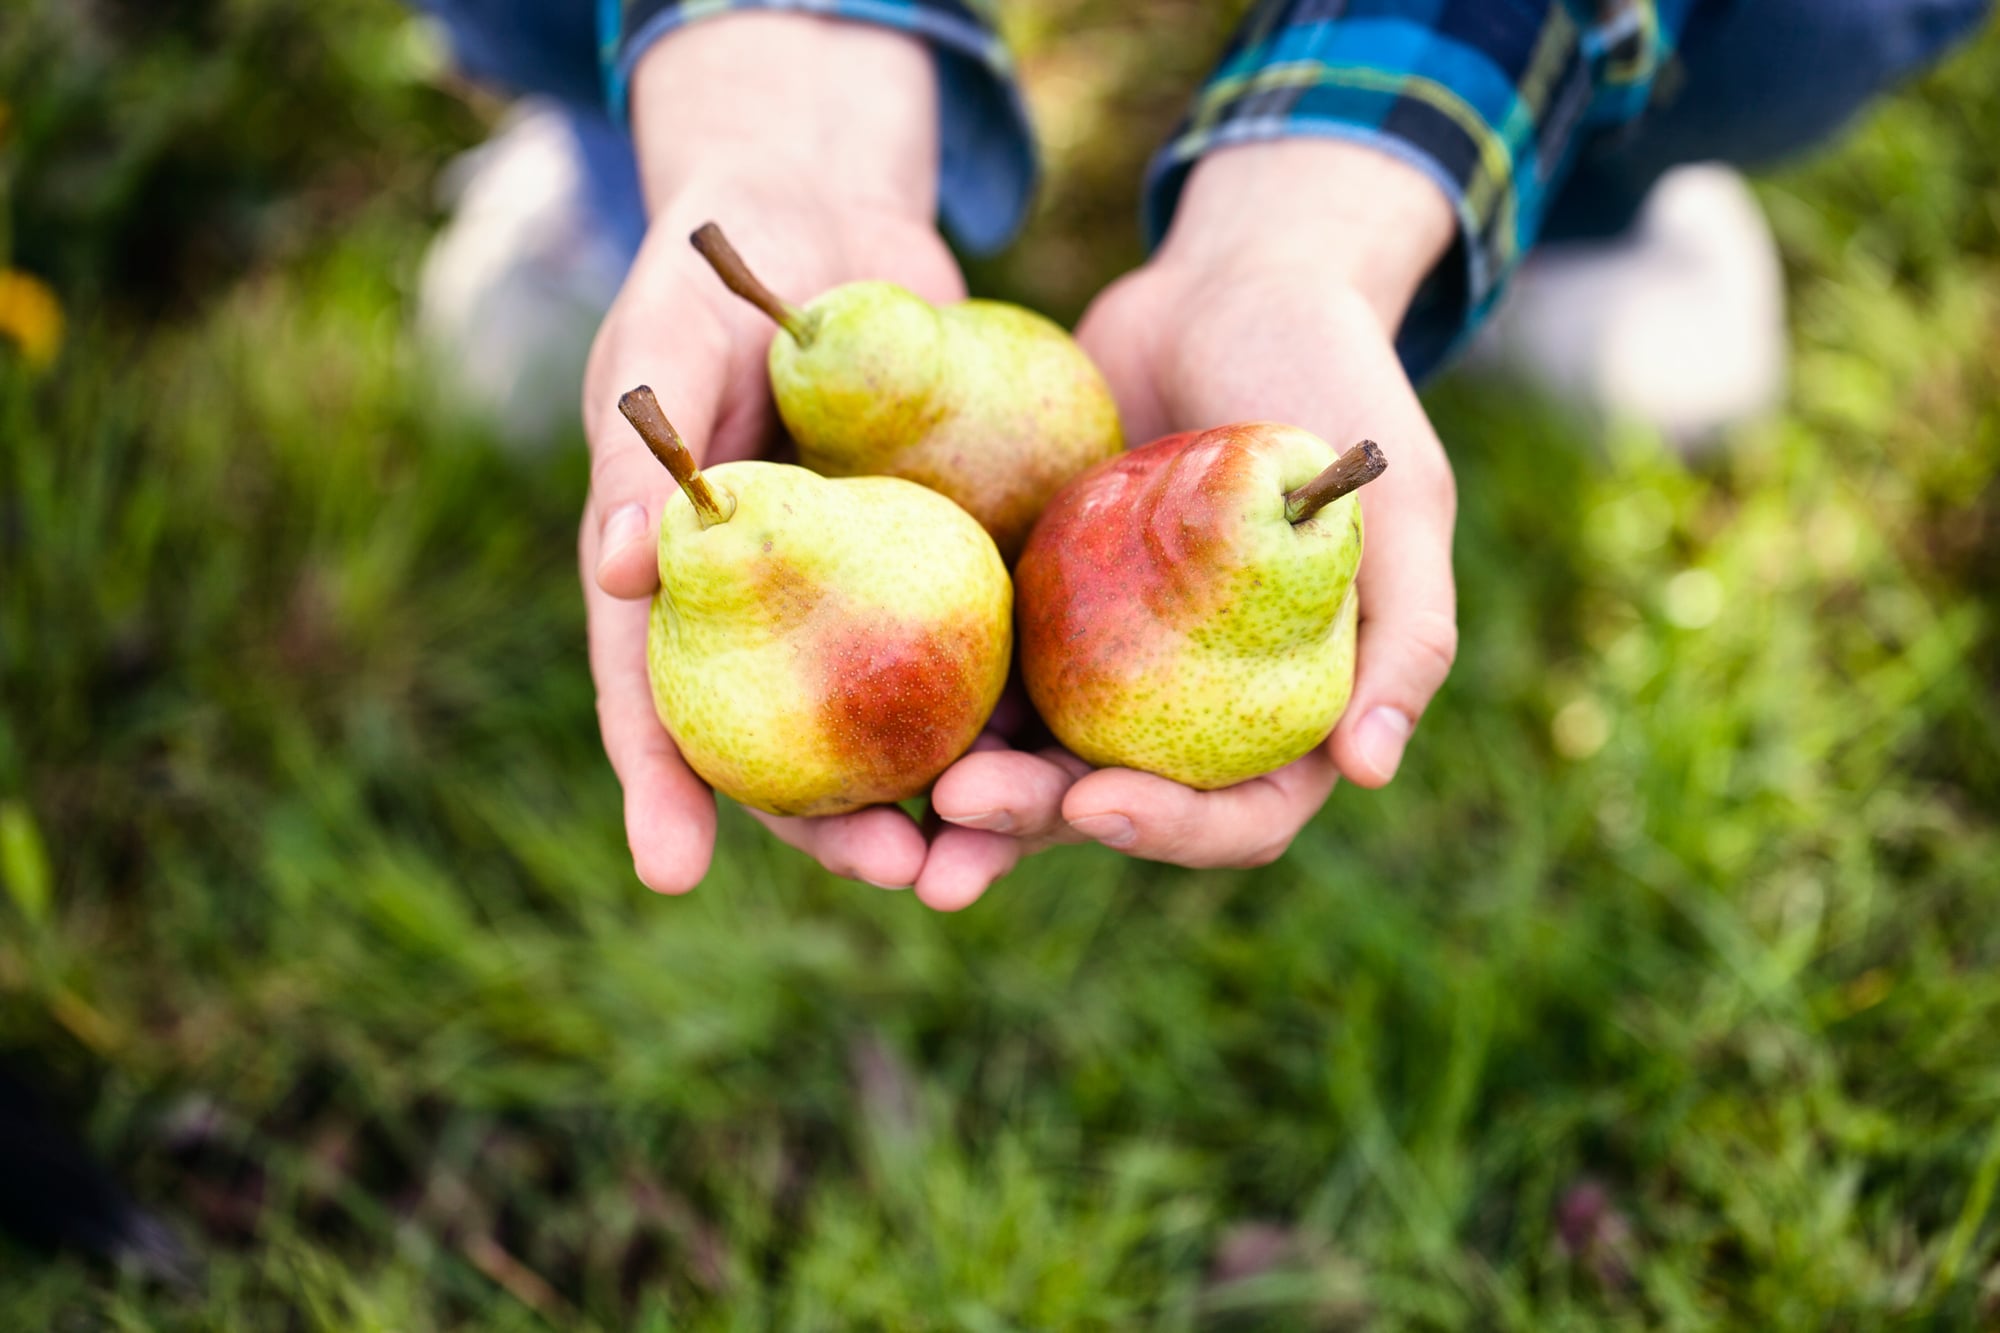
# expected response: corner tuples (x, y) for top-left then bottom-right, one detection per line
(618, 385), (733, 529)
(689, 222), (814, 346)
(1284, 441), (1387, 524)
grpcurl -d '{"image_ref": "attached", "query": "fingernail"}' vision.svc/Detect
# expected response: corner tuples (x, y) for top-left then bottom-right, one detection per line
(1069, 813), (1136, 848)
(1355, 707), (1413, 782)
(862, 879), (911, 891)
(944, 809), (1013, 833)
(599, 502), (648, 562)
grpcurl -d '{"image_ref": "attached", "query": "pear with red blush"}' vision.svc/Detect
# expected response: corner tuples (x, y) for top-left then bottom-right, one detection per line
(1016, 423), (1385, 790)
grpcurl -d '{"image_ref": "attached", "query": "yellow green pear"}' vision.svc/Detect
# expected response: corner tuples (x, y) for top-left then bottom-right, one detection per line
(690, 223), (1123, 562)
(618, 387), (1011, 818)
(1016, 423), (1386, 790)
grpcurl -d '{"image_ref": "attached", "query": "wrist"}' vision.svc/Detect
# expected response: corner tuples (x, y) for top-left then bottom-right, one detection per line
(627, 13), (941, 224)
(1155, 139), (1457, 332)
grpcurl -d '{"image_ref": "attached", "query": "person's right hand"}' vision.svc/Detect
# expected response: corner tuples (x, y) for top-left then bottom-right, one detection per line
(579, 15), (972, 897)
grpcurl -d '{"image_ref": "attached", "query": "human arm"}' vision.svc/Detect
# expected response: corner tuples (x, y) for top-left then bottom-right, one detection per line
(933, 0), (1703, 876)
(580, 14), (976, 895)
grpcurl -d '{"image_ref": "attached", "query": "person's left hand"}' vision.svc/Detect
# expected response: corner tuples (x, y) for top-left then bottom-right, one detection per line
(929, 140), (1463, 882)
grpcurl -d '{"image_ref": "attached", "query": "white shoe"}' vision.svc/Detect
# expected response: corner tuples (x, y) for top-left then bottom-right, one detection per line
(417, 100), (634, 452)
(1462, 164), (1787, 449)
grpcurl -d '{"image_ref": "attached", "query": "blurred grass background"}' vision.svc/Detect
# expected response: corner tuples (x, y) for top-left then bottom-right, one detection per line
(3, 0), (1999, 1327)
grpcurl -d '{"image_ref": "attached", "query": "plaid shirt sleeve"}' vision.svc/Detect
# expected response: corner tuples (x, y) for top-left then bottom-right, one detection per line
(604, 0), (1035, 255)
(1146, 0), (1701, 380)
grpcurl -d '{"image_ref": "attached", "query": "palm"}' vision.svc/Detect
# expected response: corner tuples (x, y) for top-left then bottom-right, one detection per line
(1078, 261), (1413, 453)
(586, 190), (965, 474)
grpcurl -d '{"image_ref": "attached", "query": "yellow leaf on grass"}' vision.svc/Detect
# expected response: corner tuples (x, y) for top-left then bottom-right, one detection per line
(0, 269), (65, 369)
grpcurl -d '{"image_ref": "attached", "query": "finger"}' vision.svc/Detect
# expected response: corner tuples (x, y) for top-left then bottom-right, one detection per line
(583, 561), (717, 894)
(582, 257), (736, 601)
(1328, 438), (1458, 788)
(930, 747), (1092, 841)
(1060, 747), (1340, 869)
(913, 826), (1022, 912)
(749, 804), (929, 890)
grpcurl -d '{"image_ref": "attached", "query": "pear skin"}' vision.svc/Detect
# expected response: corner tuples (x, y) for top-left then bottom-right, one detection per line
(1015, 424), (1385, 790)
(691, 225), (1122, 562)
(620, 388), (1011, 818)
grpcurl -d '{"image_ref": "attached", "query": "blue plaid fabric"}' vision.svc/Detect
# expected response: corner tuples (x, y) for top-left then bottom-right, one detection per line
(604, 0), (1705, 371)
(1144, 0), (1702, 378)
(607, 0), (1034, 254)
(595, 0), (1989, 374)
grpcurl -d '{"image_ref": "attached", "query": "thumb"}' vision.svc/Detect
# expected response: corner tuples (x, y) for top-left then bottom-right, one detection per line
(1328, 439), (1458, 787)
(582, 266), (732, 601)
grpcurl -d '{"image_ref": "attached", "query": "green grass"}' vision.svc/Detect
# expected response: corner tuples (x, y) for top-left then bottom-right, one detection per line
(3, 2), (2000, 1328)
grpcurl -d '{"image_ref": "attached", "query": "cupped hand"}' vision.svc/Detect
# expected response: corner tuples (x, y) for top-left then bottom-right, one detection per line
(580, 14), (1040, 901)
(933, 140), (1462, 876)
(582, 184), (974, 897)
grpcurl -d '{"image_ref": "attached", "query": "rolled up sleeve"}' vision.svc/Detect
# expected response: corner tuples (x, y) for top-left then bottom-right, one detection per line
(1146, 0), (1700, 380)
(605, 0), (1038, 254)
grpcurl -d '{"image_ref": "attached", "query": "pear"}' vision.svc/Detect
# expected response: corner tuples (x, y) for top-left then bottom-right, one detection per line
(1015, 423), (1387, 790)
(689, 223), (1123, 562)
(618, 386), (1012, 818)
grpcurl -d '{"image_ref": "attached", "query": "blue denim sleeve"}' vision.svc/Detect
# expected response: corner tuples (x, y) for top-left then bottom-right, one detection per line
(605, 0), (1036, 255)
(1146, 0), (1704, 381)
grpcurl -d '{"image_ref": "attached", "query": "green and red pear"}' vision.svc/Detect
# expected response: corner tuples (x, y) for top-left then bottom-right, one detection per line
(619, 386), (1011, 817)
(690, 222), (1123, 562)
(1016, 423), (1386, 790)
